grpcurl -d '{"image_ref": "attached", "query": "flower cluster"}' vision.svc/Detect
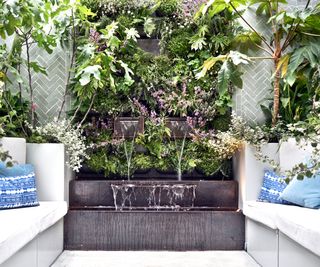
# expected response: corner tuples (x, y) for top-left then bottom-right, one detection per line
(132, 98), (149, 116)
(206, 132), (243, 160)
(99, 0), (156, 16)
(181, 0), (207, 18)
(152, 85), (192, 117)
(151, 83), (216, 121)
(34, 119), (90, 172)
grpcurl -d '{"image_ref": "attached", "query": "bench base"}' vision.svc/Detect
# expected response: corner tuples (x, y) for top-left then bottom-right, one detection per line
(246, 219), (278, 267)
(246, 218), (320, 267)
(279, 232), (320, 267)
(1, 219), (63, 267)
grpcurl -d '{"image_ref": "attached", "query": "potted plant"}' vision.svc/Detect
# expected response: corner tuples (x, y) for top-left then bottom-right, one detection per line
(26, 119), (89, 201)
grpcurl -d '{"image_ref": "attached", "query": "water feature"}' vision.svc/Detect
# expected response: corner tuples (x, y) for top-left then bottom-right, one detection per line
(65, 180), (245, 250)
(111, 183), (197, 211)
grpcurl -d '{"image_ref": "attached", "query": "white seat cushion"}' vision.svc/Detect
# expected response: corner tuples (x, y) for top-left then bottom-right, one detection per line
(243, 201), (278, 229)
(244, 200), (320, 257)
(0, 201), (67, 264)
(275, 205), (320, 257)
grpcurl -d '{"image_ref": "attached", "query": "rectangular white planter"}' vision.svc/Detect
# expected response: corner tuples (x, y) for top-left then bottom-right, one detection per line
(26, 143), (74, 203)
(0, 137), (26, 164)
(279, 137), (314, 172)
(233, 142), (280, 209)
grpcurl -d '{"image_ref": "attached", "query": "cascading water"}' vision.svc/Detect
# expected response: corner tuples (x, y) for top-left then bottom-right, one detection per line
(111, 183), (197, 211)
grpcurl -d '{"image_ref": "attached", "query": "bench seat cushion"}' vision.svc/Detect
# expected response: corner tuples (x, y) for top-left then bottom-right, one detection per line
(0, 201), (67, 264)
(243, 201), (278, 229)
(244, 201), (320, 257)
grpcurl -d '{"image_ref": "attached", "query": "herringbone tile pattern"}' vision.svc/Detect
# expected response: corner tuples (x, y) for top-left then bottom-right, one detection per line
(233, 9), (273, 124)
(19, 44), (71, 124)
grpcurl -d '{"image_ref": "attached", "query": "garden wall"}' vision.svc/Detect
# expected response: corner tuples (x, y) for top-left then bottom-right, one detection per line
(9, 0), (315, 124)
(3, 37), (72, 124)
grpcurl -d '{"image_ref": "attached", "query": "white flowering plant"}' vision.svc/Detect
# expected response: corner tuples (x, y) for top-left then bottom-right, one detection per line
(30, 119), (90, 172)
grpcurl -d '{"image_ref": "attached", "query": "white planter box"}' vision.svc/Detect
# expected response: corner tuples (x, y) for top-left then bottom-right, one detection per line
(26, 143), (74, 203)
(233, 142), (280, 209)
(0, 137), (26, 164)
(279, 137), (314, 172)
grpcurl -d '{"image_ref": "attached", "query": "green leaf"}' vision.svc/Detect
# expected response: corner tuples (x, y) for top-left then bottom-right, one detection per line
(108, 36), (121, 51)
(198, 25), (209, 37)
(78, 5), (96, 17)
(119, 61), (134, 86)
(188, 159), (197, 168)
(297, 173), (304, 180)
(229, 66), (243, 88)
(256, 2), (268, 16)
(276, 54), (290, 78)
(101, 22), (119, 40)
(232, 32), (262, 53)
(305, 170), (313, 178)
(217, 60), (231, 94)
(109, 74), (115, 90)
(196, 55), (227, 79)
(228, 51), (251, 65)
(125, 27), (140, 42)
(203, 0), (228, 18)
(190, 37), (207, 51)
(280, 97), (290, 108)
(29, 62), (47, 74)
(78, 65), (101, 86)
(143, 18), (156, 38)
(211, 34), (231, 51)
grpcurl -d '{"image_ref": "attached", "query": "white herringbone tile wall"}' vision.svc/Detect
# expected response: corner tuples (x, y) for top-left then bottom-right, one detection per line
(21, 44), (72, 123)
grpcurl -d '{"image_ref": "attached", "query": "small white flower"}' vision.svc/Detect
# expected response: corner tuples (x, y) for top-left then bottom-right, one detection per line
(34, 119), (89, 172)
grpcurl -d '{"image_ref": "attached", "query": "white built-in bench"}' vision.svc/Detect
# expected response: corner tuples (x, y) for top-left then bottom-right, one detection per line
(0, 138), (69, 267)
(234, 140), (320, 267)
(0, 202), (67, 267)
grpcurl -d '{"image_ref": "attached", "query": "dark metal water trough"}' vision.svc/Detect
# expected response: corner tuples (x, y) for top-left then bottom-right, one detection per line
(64, 180), (245, 251)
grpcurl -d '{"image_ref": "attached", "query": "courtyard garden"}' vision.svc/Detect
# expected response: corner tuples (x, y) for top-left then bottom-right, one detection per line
(0, 0), (320, 266)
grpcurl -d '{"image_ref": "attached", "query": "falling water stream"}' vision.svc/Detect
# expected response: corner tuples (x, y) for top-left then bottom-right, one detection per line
(111, 183), (197, 211)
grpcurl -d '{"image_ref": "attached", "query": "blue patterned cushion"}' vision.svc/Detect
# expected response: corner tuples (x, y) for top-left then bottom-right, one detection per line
(258, 170), (288, 204)
(0, 164), (39, 209)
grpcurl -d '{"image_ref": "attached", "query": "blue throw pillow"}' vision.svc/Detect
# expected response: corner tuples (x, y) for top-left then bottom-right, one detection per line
(0, 162), (35, 177)
(280, 174), (320, 209)
(0, 163), (39, 209)
(258, 170), (288, 204)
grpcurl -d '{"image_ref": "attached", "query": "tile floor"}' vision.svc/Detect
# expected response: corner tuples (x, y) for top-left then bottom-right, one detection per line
(52, 251), (259, 267)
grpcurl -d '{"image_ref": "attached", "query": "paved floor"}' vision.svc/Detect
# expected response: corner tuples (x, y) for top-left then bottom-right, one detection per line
(52, 251), (259, 267)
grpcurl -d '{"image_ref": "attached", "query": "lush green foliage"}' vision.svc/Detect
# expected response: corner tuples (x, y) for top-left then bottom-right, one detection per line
(72, 0), (239, 178)
(198, 0), (320, 126)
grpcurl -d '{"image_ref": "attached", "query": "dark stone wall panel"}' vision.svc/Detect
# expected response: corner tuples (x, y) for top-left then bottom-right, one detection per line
(64, 210), (245, 251)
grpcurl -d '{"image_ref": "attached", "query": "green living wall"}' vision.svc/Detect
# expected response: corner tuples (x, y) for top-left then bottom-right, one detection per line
(75, 0), (241, 179)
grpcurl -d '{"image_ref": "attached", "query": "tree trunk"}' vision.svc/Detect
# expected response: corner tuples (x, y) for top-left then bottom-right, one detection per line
(272, 59), (281, 127)
(25, 36), (35, 128)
